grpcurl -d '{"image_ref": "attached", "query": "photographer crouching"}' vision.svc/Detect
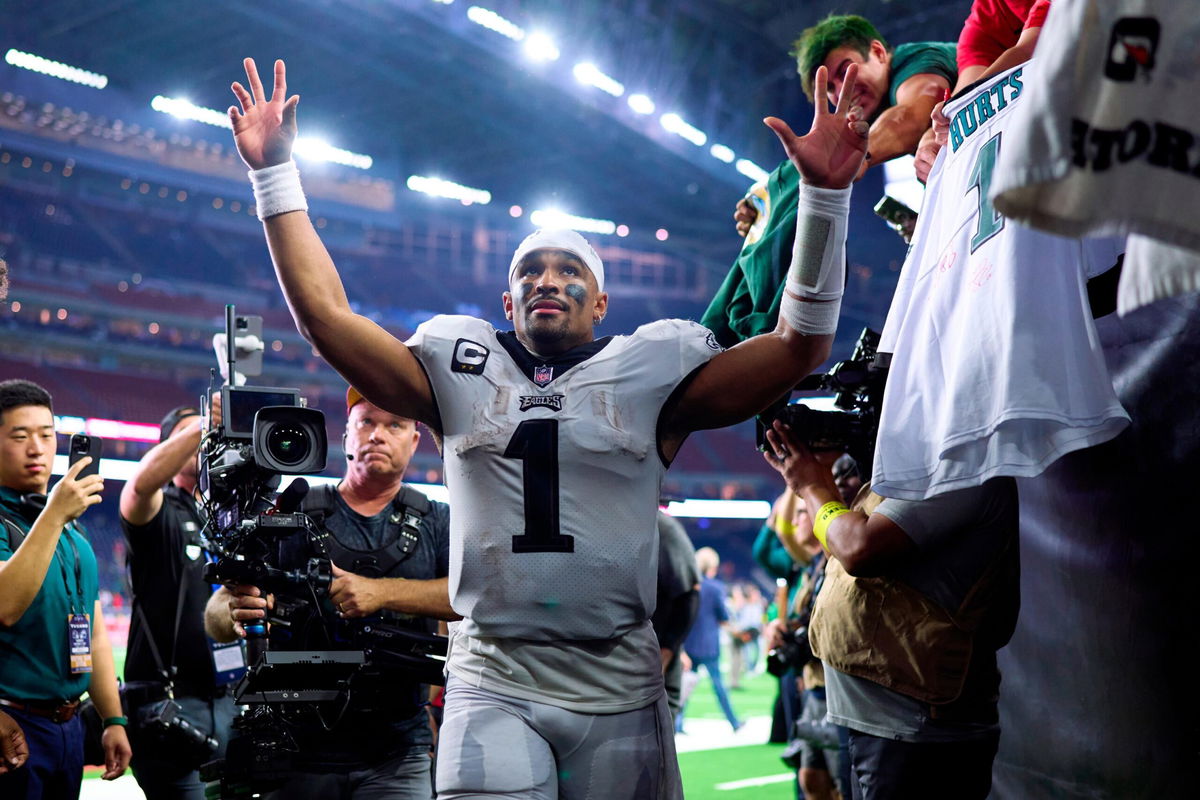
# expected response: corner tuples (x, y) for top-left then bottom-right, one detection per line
(204, 387), (456, 799)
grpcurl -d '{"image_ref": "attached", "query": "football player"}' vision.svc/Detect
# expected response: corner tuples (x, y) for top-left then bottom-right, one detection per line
(225, 56), (867, 799)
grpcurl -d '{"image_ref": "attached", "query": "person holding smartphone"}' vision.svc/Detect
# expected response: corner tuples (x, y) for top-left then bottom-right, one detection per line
(0, 378), (131, 799)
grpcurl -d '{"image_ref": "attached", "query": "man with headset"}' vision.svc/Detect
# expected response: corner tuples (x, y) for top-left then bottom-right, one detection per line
(206, 388), (455, 799)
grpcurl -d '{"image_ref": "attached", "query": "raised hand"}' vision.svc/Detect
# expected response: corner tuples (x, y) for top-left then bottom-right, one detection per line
(45, 457), (103, 525)
(764, 64), (869, 190)
(229, 58), (299, 170)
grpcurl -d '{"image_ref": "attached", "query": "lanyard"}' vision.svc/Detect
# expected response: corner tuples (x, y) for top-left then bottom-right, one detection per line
(56, 526), (85, 615)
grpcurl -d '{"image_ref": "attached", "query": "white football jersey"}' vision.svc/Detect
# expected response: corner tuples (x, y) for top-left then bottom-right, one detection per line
(407, 315), (720, 641)
(990, 0), (1200, 315)
(875, 64), (1130, 500)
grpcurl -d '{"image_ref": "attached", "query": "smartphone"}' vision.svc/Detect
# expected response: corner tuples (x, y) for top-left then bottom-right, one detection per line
(68, 434), (103, 480)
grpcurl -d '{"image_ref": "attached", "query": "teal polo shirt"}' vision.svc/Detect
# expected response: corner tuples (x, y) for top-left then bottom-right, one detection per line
(0, 486), (99, 702)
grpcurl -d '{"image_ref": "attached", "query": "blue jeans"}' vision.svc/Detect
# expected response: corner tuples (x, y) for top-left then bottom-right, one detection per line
(130, 693), (238, 800)
(847, 728), (1000, 800)
(678, 656), (740, 731)
(0, 706), (83, 800)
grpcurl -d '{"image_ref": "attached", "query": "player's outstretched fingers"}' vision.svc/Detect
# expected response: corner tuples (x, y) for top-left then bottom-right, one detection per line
(813, 65), (831, 114)
(244, 57), (266, 102)
(271, 59), (287, 102)
(764, 116), (801, 161)
(832, 63), (859, 117)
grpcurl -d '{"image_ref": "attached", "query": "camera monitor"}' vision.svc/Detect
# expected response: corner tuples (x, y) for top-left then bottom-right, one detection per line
(220, 386), (301, 440)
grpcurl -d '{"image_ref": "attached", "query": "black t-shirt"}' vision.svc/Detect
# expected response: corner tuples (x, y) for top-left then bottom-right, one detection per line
(272, 484), (451, 758)
(122, 484), (217, 697)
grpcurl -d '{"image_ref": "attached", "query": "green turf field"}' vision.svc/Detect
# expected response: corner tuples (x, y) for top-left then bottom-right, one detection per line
(677, 666), (795, 799)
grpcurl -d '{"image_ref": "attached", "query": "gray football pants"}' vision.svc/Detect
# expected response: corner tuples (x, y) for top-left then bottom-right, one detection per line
(436, 676), (682, 800)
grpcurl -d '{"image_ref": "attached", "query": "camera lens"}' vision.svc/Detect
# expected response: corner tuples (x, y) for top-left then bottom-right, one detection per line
(265, 424), (312, 467)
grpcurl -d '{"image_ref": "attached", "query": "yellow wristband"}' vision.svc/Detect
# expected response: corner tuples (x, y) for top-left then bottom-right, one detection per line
(813, 501), (851, 550)
(774, 517), (798, 537)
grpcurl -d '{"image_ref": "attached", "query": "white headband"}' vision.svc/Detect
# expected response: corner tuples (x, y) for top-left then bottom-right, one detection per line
(509, 229), (605, 292)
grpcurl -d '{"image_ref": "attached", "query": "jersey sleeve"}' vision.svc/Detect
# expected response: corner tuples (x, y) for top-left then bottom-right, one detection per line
(404, 314), (496, 434)
(632, 319), (725, 385)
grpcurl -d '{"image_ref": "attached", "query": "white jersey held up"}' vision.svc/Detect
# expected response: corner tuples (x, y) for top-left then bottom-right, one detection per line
(407, 315), (719, 643)
(990, 0), (1200, 315)
(874, 64), (1129, 500)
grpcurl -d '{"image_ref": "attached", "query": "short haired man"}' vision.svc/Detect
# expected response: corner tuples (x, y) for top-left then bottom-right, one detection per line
(225, 55), (866, 798)
(206, 388), (455, 798)
(119, 400), (238, 799)
(713, 15), (955, 347)
(0, 379), (131, 798)
(764, 421), (1019, 799)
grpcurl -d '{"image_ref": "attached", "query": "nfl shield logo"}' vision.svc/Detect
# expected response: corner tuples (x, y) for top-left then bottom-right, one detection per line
(533, 365), (554, 387)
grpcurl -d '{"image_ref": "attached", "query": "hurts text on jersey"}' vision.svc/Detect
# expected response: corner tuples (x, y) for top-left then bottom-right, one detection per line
(949, 67), (1024, 153)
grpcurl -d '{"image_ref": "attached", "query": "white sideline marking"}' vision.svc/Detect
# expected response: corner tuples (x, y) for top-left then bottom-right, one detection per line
(715, 772), (795, 790)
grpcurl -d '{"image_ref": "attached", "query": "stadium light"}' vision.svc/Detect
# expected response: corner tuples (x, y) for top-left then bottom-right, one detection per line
(627, 93), (655, 115)
(573, 62), (624, 97)
(735, 158), (770, 183)
(4, 49), (108, 89)
(660, 113), (706, 146)
(407, 175), (492, 205)
(150, 96), (373, 169)
(710, 144), (735, 163)
(152, 95), (232, 128)
(467, 6), (525, 40)
(294, 137), (373, 170)
(530, 208), (616, 235)
(523, 32), (560, 62)
(665, 499), (770, 519)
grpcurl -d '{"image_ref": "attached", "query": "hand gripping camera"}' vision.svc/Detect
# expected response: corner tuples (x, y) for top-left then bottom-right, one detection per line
(759, 327), (889, 470)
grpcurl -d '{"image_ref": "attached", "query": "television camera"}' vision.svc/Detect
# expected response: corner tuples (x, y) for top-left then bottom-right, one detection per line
(197, 306), (447, 795)
(759, 327), (889, 470)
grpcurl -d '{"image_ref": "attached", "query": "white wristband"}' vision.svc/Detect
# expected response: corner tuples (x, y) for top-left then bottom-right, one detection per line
(779, 182), (850, 335)
(779, 292), (842, 335)
(788, 182), (850, 301)
(249, 160), (308, 220)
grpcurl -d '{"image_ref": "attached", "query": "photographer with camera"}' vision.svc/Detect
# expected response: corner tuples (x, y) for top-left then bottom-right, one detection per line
(119, 398), (239, 799)
(0, 379), (131, 798)
(764, 420), (1019, 799)
(205, 387), (454, 799)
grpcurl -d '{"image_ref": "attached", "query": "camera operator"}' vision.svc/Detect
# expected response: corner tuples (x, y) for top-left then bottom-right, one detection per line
(764, 420), (1019, 799)
(119, 398), (238, 799)
(205, 387), (455, 798)
(0, 379), (131, 798)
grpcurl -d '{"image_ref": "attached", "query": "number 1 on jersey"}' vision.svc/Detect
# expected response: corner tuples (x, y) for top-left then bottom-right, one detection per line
(967, 133), (1005, 253)
(504, 419), (574, 553)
